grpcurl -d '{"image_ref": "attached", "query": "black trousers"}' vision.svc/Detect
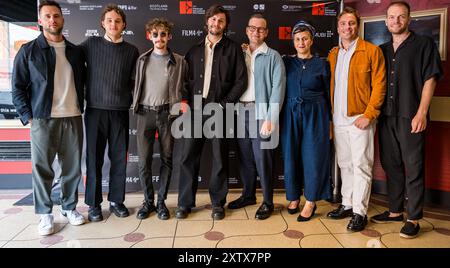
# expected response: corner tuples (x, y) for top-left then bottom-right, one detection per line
(236, 104), (274, 205)
(176, 112), (228, 208)
(378, 116), (425, 220)
(84, 108), (129, 207)
(136, 106), (173, 204)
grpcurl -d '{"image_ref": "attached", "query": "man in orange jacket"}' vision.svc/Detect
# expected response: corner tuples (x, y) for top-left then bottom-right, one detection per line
(326, 7), (386, 232)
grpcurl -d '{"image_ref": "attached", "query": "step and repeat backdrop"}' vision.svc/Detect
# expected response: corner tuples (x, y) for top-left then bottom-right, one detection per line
(51, 0), (340, 192)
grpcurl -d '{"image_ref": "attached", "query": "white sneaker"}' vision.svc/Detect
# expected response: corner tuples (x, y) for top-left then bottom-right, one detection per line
(38, 214), (54, 236)
(61, 209), (85, 226)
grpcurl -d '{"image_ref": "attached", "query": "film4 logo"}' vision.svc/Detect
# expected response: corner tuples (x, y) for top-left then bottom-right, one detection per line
(312, 3), (325, 16)
(278, 27), (292, 40)
(180, 1), (193, 14)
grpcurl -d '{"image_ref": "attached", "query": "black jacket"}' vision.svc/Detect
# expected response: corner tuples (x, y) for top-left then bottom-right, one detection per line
(12, 34), (85, 125)
(184, 36), (247, 107)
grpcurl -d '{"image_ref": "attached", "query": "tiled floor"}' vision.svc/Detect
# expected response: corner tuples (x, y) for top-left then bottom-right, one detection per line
(1, 190), (449, 248)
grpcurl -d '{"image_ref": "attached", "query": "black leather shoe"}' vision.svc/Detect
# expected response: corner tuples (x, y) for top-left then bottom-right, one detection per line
(347, 213), (368, 232)
(255, 203), (274, 220)
(136, 201), (156, 220)
(88, 206), (103, 222)
(400, 221), (420, 239)
(109, 202), (129, 218)
(370, 211), (404, 224)
(287, 201), (300, 215)
(227, 196), (256, 209)
(156, 201), (170, 220)
(297, 204), (317, 222)
(327, 205), (353, 219)
(212, 206), (225, 220)
(175, 206), (191, 219)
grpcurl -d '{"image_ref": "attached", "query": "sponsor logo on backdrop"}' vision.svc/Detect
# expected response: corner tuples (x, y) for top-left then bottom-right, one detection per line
(312, 3), (325, 15)
(66, 0), (81, 3)
(122, 30), (134, 36)
(181, 29), (204, 37)
(79, 5), (102, 11)
(179, 1), (205, 15)
(222, 5), (237, 11)
(278, 26), (292, 40)
(315, 30), (334, 38)
(126, 177), (140, 184)
(85, 29), (99, 37)
(62, 29), (69, 37)
(149, 4), (168, 11)
(253, 4), (265, 11)
(281, 4), (303, 12)
(225, 30), (236, 36)
(61, 7), (71, 15)
(117, 4), (137, 11)
(128, 154), (138, 163)
(179, 1), (192, 14)
(312, 2), (337, 16)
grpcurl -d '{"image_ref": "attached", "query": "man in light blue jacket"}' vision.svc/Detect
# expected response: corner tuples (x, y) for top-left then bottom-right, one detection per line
(227, 13), (286, 220)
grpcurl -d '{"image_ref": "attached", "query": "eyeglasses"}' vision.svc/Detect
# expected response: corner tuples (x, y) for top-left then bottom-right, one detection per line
(247, 25), (267, 33)
(151, 31), (168, 38)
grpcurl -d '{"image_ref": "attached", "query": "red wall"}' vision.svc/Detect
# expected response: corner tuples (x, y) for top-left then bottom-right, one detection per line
(345, 0), (450, 193)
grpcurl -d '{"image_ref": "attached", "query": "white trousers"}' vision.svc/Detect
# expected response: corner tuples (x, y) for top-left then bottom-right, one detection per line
(334, 123), (375, 216)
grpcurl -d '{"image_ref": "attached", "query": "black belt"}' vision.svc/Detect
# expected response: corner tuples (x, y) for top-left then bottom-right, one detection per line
(139, 103), (170, 112)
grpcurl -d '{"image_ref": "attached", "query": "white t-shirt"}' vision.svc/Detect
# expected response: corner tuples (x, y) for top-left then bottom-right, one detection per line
(48, 40), (81, 118)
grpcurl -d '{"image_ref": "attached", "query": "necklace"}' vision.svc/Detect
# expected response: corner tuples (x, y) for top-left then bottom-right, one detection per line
(299, 58), (311, 70)
(298, 55), (312, 70)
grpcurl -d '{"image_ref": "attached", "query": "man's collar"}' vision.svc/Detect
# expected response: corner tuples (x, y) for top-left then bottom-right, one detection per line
(246, 42), (269, 55)
(205, 35), (223, 48)
(104, 34), (123, 43)
(339, 37), (358, 50)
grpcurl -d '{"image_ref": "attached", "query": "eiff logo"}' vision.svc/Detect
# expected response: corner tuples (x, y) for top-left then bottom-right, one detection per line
(278, 27), (291, 40)
(312, 3), (325, 15)
(179, 1), (193, 14)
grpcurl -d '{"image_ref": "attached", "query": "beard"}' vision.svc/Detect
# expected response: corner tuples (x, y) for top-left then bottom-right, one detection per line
(389, 24), (408, 35)
(44, 25), (63, 36)
(208, 26), (224, 36)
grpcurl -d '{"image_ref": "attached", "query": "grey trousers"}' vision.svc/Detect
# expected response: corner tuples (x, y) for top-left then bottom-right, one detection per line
(30, 116), (83, 214)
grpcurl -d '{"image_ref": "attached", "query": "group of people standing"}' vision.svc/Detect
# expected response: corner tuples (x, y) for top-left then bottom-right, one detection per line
(12, 1), (442, 240)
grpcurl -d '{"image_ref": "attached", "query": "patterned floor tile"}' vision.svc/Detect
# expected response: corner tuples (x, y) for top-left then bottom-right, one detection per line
(212, 214), (287, 237)
(131, 237), (174, 248)
(176, 220), (213, 237)
(217, 233), (301, 248)
(0, 192), (448, 248)
(334, 232), (387, 248)
(173, 235), (219, 248)
(299, 234), (343, 248)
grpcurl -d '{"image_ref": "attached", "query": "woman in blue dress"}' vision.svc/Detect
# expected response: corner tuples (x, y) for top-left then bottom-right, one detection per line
(281, 21), (332, 221)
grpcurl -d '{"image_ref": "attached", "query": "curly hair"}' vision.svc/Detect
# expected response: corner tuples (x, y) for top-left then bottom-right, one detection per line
(145, 17), (174, 34)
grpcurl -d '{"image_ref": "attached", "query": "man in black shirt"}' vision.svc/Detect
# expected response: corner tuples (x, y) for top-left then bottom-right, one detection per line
(370, 1), (443, 239)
